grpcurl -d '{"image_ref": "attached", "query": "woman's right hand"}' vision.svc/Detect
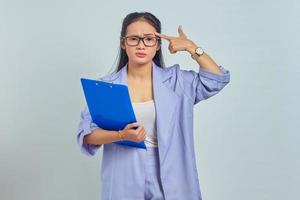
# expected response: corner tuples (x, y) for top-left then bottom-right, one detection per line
(119, 122), (146, 142)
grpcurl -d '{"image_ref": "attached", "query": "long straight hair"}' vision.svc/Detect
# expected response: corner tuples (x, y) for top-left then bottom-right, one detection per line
(112, 12), (165, 74)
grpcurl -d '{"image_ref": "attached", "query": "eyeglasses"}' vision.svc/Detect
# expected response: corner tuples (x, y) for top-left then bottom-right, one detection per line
(121, 35), (160, 47)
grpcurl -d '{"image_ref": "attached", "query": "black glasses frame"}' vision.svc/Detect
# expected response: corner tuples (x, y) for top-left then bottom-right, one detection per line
(121, 35), (161, 47)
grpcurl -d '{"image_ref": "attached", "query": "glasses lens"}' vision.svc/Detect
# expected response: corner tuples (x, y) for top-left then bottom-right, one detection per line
(126, 36), (139, 46)
(143, 36), (157, 46)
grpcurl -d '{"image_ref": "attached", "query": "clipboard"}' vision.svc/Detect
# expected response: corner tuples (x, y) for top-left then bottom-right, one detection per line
(80, 78), (146, 149)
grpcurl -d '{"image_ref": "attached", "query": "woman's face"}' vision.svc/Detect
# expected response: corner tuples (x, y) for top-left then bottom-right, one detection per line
(121, 20), (160, 66)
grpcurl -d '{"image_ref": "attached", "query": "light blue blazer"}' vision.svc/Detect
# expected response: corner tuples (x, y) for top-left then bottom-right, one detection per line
(77, 61), (230, 199)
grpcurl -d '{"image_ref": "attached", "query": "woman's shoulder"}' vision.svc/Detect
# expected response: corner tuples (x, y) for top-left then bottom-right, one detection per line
(157, 63), (181, 76)
(163, 63), (189, 79)
(161, 63), (180, 71)
(96, 71), (120, 83)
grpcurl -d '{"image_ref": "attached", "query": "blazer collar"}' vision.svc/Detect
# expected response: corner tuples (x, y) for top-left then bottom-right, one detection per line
(102, 61), (180, 166)
(103, 60), (172, 85)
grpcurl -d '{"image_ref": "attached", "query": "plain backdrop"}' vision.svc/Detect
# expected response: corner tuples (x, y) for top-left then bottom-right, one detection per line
(0, 0), (299, 199)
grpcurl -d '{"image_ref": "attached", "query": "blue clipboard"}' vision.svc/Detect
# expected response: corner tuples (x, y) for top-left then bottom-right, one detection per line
(80, 78), (146, 149)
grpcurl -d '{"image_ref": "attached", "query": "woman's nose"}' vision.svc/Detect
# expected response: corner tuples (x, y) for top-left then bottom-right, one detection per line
(137, 39), (146, 48)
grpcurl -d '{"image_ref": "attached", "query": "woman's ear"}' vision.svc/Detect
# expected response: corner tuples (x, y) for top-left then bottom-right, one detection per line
(121, 43), (125, 50)
(120, 39), (126, 50)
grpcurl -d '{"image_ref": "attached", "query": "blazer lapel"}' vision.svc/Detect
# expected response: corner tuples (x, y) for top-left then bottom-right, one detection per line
(102, 61), (180, 166)
(152, 63), (180, 166)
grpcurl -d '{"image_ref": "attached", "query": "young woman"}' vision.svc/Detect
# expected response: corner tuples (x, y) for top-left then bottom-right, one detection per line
(77, 12), (230, 200)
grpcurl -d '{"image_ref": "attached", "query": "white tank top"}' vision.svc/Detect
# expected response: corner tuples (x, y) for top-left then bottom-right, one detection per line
(132, 99), (158, 148)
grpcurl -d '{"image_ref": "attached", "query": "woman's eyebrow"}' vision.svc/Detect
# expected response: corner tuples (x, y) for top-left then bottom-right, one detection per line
(127, 33), (155, 37)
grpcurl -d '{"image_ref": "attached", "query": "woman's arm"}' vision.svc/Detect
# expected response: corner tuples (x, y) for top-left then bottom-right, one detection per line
(83, 129), (122, 145)
(154, 25), (224, 75)
(185, 45), (224, 75)
(77, 106), (122, 156)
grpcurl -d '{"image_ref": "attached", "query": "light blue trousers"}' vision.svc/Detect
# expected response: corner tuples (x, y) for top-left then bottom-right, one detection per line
(144, 147), (165, 200)
(101, 144), (165, 200)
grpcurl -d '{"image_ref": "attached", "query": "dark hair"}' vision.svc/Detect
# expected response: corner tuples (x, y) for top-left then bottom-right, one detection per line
(112, 12), (165, 74)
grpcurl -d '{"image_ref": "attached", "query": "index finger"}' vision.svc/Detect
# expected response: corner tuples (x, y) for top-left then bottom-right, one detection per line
(154, 32), (175, 41)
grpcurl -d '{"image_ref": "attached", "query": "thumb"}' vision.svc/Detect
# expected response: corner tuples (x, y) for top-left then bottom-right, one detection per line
(178, 25), (187, 39)
(127, 122), (140, 129)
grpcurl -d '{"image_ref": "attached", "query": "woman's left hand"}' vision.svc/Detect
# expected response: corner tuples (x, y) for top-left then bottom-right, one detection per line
(154, 25), (197, 54)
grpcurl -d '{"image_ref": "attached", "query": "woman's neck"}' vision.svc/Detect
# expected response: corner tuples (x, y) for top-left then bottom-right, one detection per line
(127, 61), (152, 81)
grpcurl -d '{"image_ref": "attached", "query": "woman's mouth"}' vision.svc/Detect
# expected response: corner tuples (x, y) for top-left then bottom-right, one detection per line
(136, 52), (146, 57)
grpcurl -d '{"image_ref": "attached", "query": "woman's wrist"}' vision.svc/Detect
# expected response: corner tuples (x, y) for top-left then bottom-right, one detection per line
(185, 40), (198, 54)
(117, 130), (125, 141)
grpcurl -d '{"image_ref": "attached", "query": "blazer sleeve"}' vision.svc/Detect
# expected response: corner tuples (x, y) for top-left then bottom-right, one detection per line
(77, 106), (102, 156)
(176, 64), (230, 105)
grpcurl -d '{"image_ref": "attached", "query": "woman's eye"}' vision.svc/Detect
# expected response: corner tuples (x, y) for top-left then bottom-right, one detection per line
(146, 37), (154, 41)
(129, 37), (138, 41)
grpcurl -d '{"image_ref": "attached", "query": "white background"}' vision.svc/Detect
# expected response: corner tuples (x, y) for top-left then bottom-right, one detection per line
(0, 0), (299, 199)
